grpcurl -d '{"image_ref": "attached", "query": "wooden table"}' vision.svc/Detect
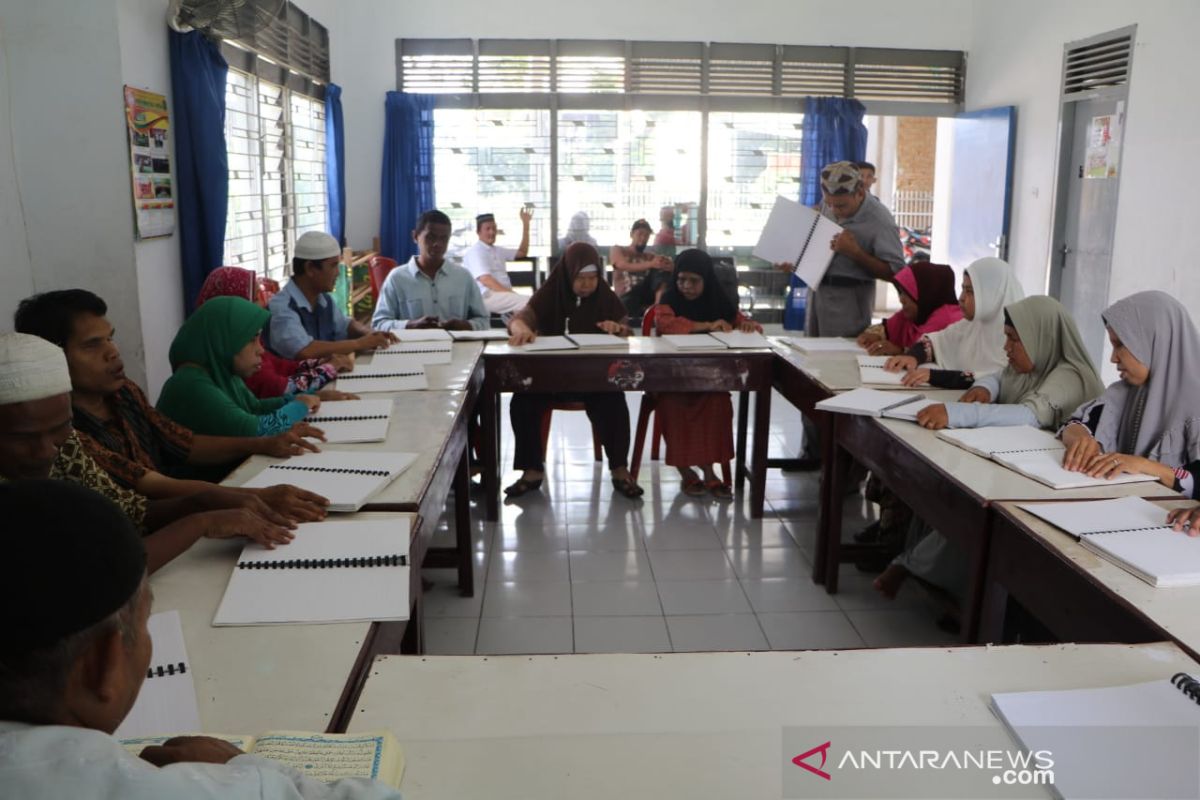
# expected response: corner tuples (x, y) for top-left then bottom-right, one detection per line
(983, 498), (1200, 659)
(147, 511), (416, 734)
(823, 414), (1182, 642)
(347, 642), (1196, 799)
(478, 338), (776, 520)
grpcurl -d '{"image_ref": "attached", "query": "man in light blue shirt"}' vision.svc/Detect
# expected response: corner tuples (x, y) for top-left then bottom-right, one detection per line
(372, 210), (490, 332)
(264, 231), (396, 359)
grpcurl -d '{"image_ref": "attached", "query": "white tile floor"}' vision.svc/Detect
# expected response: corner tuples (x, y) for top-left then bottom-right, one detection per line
(422, 391), (958, 655)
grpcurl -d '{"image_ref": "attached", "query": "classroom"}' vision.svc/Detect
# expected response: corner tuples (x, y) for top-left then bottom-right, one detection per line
(2, 0), (1200, 797)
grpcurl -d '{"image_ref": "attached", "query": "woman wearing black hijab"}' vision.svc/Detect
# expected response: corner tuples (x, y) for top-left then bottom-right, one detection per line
(505, 243), (643, 499)
(651, 249), (761, 499)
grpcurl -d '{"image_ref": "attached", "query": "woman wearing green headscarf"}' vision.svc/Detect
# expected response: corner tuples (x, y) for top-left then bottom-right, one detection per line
(157, 297), (319, 437)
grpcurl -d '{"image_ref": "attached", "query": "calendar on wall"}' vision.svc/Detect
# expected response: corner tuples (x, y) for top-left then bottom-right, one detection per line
(123, 86), (175, 239)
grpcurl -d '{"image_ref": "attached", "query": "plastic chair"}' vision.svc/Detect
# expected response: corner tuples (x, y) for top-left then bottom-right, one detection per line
(254, 276), (280, 308)
(368, 256), (399, 304)
(630, 306), (664, 479)
(540, 405), (603, 463)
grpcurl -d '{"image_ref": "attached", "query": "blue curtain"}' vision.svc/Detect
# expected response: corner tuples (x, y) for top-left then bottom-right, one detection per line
(325, 83), (346, 246)
(379, 92), (435, 262)
(169, 30), (229, 312)
(799, 97), (868, 207)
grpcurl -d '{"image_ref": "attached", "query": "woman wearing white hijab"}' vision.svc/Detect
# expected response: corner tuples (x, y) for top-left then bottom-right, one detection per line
(1062, 291), (1200, 510)
(884, 256), (1024, 387)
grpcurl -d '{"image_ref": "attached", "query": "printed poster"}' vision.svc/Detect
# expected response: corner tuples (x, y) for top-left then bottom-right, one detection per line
(124, 86), (175, 238)
(1084, 111), (1122, 180)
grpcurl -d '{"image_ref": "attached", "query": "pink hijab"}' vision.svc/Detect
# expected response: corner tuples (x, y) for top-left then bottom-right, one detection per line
(883, 262), (963, 349)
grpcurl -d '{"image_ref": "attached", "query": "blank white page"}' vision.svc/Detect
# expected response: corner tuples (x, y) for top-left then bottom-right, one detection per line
(994, 449), (1158, 490)
(305, 399), (394, 444)
(566, 333), (629, 348)
(448, 329), (509, 341)
(389, 329), (452, 342)
(511, 336), (578, 352)
(751, 196), (842, 287)
(1084, 528), (1200, 587)
(937, 425), (1063, 458)
(856, 355), (905, 386)
(239, 451), (417, 512)
(1019, 496), (1171, 538)
(814, 388), (925, 417)
(214, 519), (411, 625)
(115, 611), (201, 738)
(880, 397), (941, 422)
(353, 356), (429, 376)
(709, 331), (771, 349)
(662, 334), (726, 350)
(783, 337), (862, 354)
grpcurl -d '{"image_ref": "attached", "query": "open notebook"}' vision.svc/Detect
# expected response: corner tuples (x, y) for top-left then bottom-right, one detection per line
(237, 451), (417, 512)
(709, 331), (771, 349)
(752, 195), (843, 287)
(566, 332), (628, 348)
(856, 354), (905, 386)
(878, 397), (942, 422)
(373, 343), (452, 365)
(448, 329), (510, 341)
(992, 673), (1200, 799)
(781, 336), (862, 354)
(305, 399), (393, 444)
(215, 518), (411, 624)
(114, 611), (200, 739)
(815, 387), (925, 418)
(334, 363), (428, 393)
(1019, 497), (1196, 587)
(662, 333), (728, 350)
(937, 426), (1159, 490)
(122, 730), (405, 787)
(509, 335), (578, 352)
(388, 328), (452, 342)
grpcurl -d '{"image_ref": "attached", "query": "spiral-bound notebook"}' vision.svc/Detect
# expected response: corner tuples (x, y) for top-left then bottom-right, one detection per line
(814, 387), (925, 417)
(565, 332), (628, 348)
(304, 399), (394, 444)
(1019, 497), (1196, 587)
(114, 611), (200, 738)
(782, 336), (862, 354)
(709, 331), (772, 349)
(510, 335), (578, 352)
(992, 673), (1200, 799)
(373, 342), (452, 364)
(449, 329), (510, 341)
(238, 451), (417, 512)
(856, 354), (906, 386)
(389, 329), (452, 342)
(214, 518), (411, 625)
(752, 195), (843, 288)
(937, 426), (1158, 489)
(334, 364), (428, 393)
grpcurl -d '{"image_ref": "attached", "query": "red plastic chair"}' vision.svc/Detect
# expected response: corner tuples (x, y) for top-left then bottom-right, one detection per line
(254, 276), (280, 308)
(630, 306), (664, 479)
(540, 404), (603, 463)
(368, 256), (399, 304)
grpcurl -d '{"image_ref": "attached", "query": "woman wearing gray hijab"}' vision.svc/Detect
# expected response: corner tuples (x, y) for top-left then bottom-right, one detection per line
(1061, 291), (1200, 508)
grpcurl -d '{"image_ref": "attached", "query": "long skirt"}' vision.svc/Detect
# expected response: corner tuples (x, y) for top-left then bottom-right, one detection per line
(656, 392), (734, 469)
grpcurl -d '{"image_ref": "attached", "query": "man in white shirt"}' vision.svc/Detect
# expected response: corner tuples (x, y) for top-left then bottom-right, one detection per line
(463, 207), (532, 317)
(0, 479), (400, 800)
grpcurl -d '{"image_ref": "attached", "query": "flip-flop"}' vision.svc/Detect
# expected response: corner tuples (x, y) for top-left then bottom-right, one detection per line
(611, 476), (645, 498)
(705, 480), (733, 500)
(504, 477), (543, 497)
(682, 477), (707, 497)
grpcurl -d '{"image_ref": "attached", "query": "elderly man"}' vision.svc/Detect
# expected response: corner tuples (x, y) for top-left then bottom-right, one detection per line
(16, 290), (329, 519)
(264, 230), (397, 359)
(610, 218), (674, 319)
(463, 207), (532, 316)
(0, 333), (294, 571)
(0, 479), (401, 799)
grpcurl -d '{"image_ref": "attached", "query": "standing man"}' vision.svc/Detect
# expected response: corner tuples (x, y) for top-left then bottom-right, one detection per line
(610, 218), (674, 318)
(854, 161), (878, 194)
(463, 207), (532, 317)
(373, 210), (489, 331)
(264, 231), (397, 360)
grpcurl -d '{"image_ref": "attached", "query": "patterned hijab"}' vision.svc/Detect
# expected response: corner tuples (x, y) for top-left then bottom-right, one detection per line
(1070, 291), (1200, 464)
(168, 296), (268, 415)
(196, 266), (256, 308)
(514, 242), (627, 336)
(659, 249), (737, 324)
(927, 257), (1025, 374)
(997, 296), (1105, 430)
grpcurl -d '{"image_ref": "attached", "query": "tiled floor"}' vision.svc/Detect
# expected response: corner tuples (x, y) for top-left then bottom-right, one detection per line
(422, 391), (958, 655)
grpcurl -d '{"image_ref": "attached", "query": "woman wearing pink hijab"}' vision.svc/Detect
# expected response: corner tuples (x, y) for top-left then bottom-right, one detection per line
(858, 262), (963, 356)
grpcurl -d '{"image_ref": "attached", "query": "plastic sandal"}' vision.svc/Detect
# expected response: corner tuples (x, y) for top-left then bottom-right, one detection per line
(611, 476), (645, 498)
(705, 480), (733, 500)
(682, 477), (707, 497)
(503, 477), (544, 497)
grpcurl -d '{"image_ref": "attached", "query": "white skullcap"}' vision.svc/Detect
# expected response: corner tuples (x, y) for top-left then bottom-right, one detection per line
(0, 333), (72, 405)
(293, 231), (341, 261)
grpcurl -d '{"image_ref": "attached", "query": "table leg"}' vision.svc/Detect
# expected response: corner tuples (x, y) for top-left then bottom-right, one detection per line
(481, 382), (500, 522)
(813, 411), (834, 585)
(749, 388), (770, 519)
(453, 450), (474, 597)
(961, 512), (991, 643)
(735, 390), (750, 492)
(401, 592), (424, 654)
(823, 431), (849, 594)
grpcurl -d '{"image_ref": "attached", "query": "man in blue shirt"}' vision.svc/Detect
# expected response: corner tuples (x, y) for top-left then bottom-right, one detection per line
(372, 210), (490, 332)
(264, 231), (397, 359)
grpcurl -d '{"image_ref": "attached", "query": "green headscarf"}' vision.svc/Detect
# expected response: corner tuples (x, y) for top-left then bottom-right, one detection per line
(168, 295), (269, 416)
(998, 295), (1104, 429)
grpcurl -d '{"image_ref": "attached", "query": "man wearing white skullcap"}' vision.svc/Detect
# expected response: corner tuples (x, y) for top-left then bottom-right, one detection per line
(0, 333), (296, 571)
(263, 231), (399, 360)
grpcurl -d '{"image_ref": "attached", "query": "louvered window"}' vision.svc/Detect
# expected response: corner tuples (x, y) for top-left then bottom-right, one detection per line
(851, 48), (963, 104)
(779, 46), (849, 97)
(399, 39), (474, 94)
(218, 2), (329, 99)
(1063, 32), (1133, 98)
(628, 42), (703, 95)
(478, 41), (551, 93)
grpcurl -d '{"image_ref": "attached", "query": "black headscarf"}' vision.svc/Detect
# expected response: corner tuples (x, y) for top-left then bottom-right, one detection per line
(514, 242), (628, 336)
(658, 249), (738, 324)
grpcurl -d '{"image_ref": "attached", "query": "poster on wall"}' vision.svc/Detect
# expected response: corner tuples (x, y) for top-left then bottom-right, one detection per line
(124, 86), (175, 238)
(1084, 109), (1123, 180)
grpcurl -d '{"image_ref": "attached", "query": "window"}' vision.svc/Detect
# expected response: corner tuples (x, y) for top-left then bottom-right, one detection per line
(222, 68), (328, 281)
(706, 112), (803, 247)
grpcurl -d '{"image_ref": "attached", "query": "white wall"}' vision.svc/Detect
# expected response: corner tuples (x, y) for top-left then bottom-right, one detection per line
(0, 0), (148, 387)
(297, 0), (974, 251)
(117, 0), (182, 397)
(966, 0), (1200, 313)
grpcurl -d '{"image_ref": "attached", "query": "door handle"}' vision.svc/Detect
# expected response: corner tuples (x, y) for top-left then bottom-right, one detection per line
(1060, 244), (1072, 267)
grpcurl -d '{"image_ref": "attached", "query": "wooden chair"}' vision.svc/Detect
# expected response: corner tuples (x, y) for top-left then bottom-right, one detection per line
(367, 256), (399, 304)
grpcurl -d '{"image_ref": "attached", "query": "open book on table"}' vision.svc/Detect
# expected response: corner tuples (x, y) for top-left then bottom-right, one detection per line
(814, 388), (926, 418)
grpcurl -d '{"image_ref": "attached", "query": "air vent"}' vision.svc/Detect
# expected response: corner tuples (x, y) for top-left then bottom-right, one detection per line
(1063, 34), (1132, 97)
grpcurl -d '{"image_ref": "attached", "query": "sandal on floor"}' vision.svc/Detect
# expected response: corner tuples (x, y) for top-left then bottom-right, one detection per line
(611, 476), (645, 498)
(504, 477), (543, 497)
(705, 480), (733, 500)
(682, 476), (707, 497)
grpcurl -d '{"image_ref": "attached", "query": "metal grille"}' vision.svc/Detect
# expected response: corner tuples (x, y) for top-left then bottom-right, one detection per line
(706, 112), (803, 247)
(891, 190), (934, 231)
(221, 1), (329, 93)
(1063, 34), (1133, 97)
(433, 109), (552, 258)
(223, 68), (327, 282)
